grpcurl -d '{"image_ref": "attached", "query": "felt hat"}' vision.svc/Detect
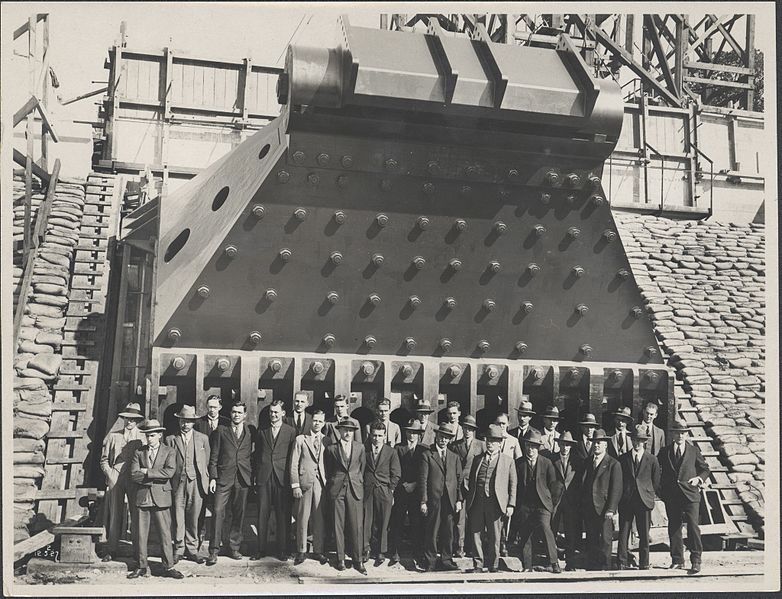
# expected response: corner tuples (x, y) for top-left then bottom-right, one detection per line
(435, 423), (457, 438)
(516, 400), (535, 416)
(669, 420), (689, 432)
(404, 420), (425, 434)
(591, 428), (611, 442)
(461, 415), (478, 430)
(336, 417), (359, 431)
(612, 406), (634, 422)
(557, 431), (578, 446)
(542, 405), (561, 420)
(579, 413), (599, 427)
(118, 402), (144, 419)
(174, 405), (199, 420)
(414, 399), (434, 414)
(523, 430), (544, 446)
(631, 424), (651, 440)
(139, 419), (165, 433)
(485, 424), (504, 440)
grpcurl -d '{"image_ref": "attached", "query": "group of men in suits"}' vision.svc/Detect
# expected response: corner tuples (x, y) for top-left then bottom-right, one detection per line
(100, 392), (710, 577)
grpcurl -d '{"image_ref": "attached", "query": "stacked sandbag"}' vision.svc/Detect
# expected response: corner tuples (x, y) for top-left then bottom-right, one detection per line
(12, 174), (45, 313)
(12, 177), (87, 542)
(615, 214), (765, 537)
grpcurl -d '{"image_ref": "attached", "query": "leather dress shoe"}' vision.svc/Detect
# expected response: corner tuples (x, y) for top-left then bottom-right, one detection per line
(639, 564), (650, 570)
(354, 563), (368, 575)
(335, 560), (346, 571)
(128, 568), (149, 579)
(173, 554), (180, 565)
(499, 548), (509, 557)
(163, 568), (184, 579)
(389, 554), (400, 566)
(374, 554), (386, 566)
(250, 552), (264, 561)
(488, 566), (498, 573)
(688, 563), (701, 575)
(551, 563), (562, 574)
(471, 566), (487, 573)
(316, 553), (328, 565)
(228, 550), (242, 560)
(294, 553), (306, 565)
(669, 563), (685, 570)
(278, 553), (289, 562)
(206, 553), (218, 566)
(185, 552), (205, 564)
(439, 560), (459, 571)
(565, 564), (577, 572)
(454, 550), (465, 558)
(101, 554), (113, 562)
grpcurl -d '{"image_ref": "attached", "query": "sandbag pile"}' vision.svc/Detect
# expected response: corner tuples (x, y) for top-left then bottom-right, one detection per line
(615, 214), (766, 537)
(12, 177), (87, 543)
(12, 174), (45, 313)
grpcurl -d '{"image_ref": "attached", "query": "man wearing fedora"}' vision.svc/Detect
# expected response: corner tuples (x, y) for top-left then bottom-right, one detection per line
(580, 428), (622, 570)
(362, 420), (401, 564)
(419, 423), (462, 571)
(450, 415), (485, 558)
(129, 419), (183, 579)
(608, 406), (634, 459)
(495, 411), (522, 556)
(410, 397), (437, 448)
(464, 424), (516, 573)
(363, 397), (402, 447)
(513, 431), (561, 573)
(509, 398), (539, 448)
(164, 405), (211, 564)
(324, 417), (366, 574)
(574, 413), (600, 461)
(389, 420), (426, 565)
(637, 401), (666, 456)
(539, 405), (562, 456)
(550, 431), (582, 571)
(324, 395), (361, 444)
(618, 425), (661, 570)
(659, 420), (710, 574)
(99, 402), (144, 563)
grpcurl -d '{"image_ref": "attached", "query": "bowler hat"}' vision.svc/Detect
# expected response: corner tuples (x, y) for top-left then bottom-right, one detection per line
(414, 399), (434, 414)
(516, 400), (535, 416)
(541, 405), (561, 420)
(336, 417), (359, 431)
(139, 419), (165, 433)
(485, 424), (504, 440)
(579, 413), (599, 427)
(435, 423), (457, 438)
(631, 424), (651, 440)
(404, 420), (425, 434)
(591, 428), (611, 442)
(612, 406), (634, 422)
(118, 402), (144, 419)
(174, 405), (199, 420)
(669, 420), (689, 432)
(461, 415), (478, 430)
(557, 431), (578, 446)
(523, 430), (544, 446)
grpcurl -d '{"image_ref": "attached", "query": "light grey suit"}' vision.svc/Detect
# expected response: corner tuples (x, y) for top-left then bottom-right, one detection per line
(290, 431), (331, 554)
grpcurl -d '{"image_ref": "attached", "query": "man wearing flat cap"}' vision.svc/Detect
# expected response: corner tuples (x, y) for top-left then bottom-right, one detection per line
(100, 402), (144, 563)
(659, 421), (710, 574)
(550, 431), (582, 571)
(608, 406), (634, 459)
(618, 425), (661, 570)
(389, 420), (426, 565)
(450, 415), (485, 558)
(324, 417), (366, 574)
(129, 419), (183, 579)
(464, 424), (516, 573)
(580, 428), (622, 570)
(419, 423), (462, 571)
(165, 405), (211, 564)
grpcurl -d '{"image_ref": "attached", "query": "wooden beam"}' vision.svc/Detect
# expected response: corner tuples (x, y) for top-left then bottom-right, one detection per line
(745, 15), (756, 109)
(684, 61), (753, 75)
(684, 75), (753, 90)
(13, 148), (50, 183)
(646, 15), (678, 99)
(12, 13), (47, 40)
(13, 96), (38, 127)
(707, 14), (746, 61)
(61, 86), (108, 106)
(32, 159), (60, 248)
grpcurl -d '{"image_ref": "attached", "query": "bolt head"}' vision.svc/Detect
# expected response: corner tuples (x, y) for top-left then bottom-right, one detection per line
(404, 338), (417, 351)
(375, 214), (389, 227)
(576, 303), (589, 315)
(322, 334), (336, 348)
(507, 168), (520, 180)
(327, 291), (340, 304)
(341, 155), (353, 168)
(454, 219), (468, 232)
(566, 173), (581, 187)
(567, 227), (581, 238)
(572, 266), (585, 277)
(617, 269), (631, 279)
(401, 362), (414, 376)
(569, 368), (581, 379)
(515, 341), (528, 353)
(171, 356), (186, 370)
(412, 256), (426, 269)
(330, 251), (343, 264)
(270, 359), (282, 372)
(224, 245), (238, 258)
(416, 216), (430, 230)
(384, 158), (398, 171)
(449, 258), (463, 271)
(422, 182), (435, 195)
(216, 358), (230, 372)
(483, 299), (496, 311)
(540, 192), (551, 205)
(364, 336), (377, 349)
(486, 365), (499, 379)
(603, 230), (617, 242)
(334, 210), (346, 224)
(532, 367), (544, 380)
(427, 161), (439, 175)
(249, 331), (262, 344)
(579, 344), (593, 357)
(279, 248), (292, 261)
(362, 361), (375, 375)
(588, 174), (601, 190)
(251, 204), (266, 218)
(631, 306), (643, 318)
(645, 371), (659, 382)
(545, 171), (560, 186)
(197, 285), (210, 298)
(592, 195), (606, 207)
(528, 263), (540, 275)
(292, 150), (305, 164)
(459, 184), (472, 195)
(612, 369), (623, 380)
(277, 170), (290, 183)
(439, 338), (452, 352)
(294, 208), (307, 221)
(477, 340), (490, 352)
(167, 327), (181, 341)
(534, 225), (547, 237)
(448, 364), (461, 378)
(465, 165), (478, 178)
(445, 297), (457, 309)
(368, 293), (381, 305)
(645, 346), (659, 357)
(408, 295), (421, 307)
(371, 253), (384, 266)
(488, 261), (501, 273)
(265, 288), (277, 301)
(307, 173), (320, 186)
(312, 360), (325, 374)
(493, 221), (507, 234)
(566, 194), (576, 204)
(316, 152), (330, 166)
(522, 301), (534, 313)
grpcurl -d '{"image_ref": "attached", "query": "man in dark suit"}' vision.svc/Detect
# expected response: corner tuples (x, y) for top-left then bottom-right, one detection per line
(389, 420), (426, 565)
(512, 430), (561, 573)
(253, 399), (296, 560)
(659, 421), (710, 574)
(324, 395), (361, 443)
(574, 413), (599, 461)
(419, 423), (462, 572)
(608, 406), (634, 459)
(362, 420), (401, 564)
(164, 405), (211, 564)
(195, 394), (229, 437)
(637, 401), (666, 456)
(508, 398), (539, 448)
(618, 425), (661, 570)
(206, 402), (256, 565)
(464, 424), (516, 573)
(580, 428), (622, 570)
(285, 391), (313, 437)
(129, 419), (183, 579)
(410, 398), (437, 448)
(550, 431), (582, 571)
(324, 418), (366, 574)
(450, 415), (485, 558)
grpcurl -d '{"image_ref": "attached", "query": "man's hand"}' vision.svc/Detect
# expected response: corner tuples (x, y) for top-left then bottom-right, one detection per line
(605, 510), (614, 520)
(139, 467), (148, 475)
(420, 502), (428, 515)
(687, 476), (702, 487)
(455, 500), (462, 513)
(506, 506), (514, 519)
(293, 487), (303, 499)
(106, 470), (118, 490)
(209, 479), (216, 493)
(402, 482), (416, 493)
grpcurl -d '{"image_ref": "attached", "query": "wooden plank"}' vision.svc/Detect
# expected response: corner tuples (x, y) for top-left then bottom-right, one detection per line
(51, 403), (88, 412)
(46, 431), (85, 439)
(36, 488), (77, 500)
(684, 61), (753, 75)
(46, 455), (87, 465)
(12, 148), (51, 183)
(684, 75), (753, 90)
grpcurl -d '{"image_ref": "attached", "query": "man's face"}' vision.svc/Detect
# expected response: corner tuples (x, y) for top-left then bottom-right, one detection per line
(560, 443), (571, 457)
(497, 416), (509, 434)
(616, 419), (628, 432)
(334, 400), (348, 418)
(643, 406), (657, 424)
(543, 417), (556, 431)
(593, 440), (607, 456)
(293, 393), (308, 414)
(206, 399), (221, 418)
(311, 413), (325, 433)
(464, 427), (475, 440)
(416, 411), (428, 424)
(435, 432), (449, 449)
(407, 432), (422, 447)
(582, 426), (596, 438)
(632, 437), (645, 451)
(371, 429), (385, 447)
(269, 404), (284, 424)
(446, 406), (460, 424)
(377, 403), (390, 421)
(340, 427), (353, 442)
(517, 412), (531, 427)
(146, 431), (161, 447)
(486, 438), (501, 454)
(231, 405), (246, 425)
(124, 417), (139, 431)
(671, 430), (684, 444)
(523, 443), (539, 460)
(180, 420), (194, 433)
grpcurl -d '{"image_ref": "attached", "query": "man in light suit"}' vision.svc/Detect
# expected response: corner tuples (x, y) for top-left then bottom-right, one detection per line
(464, 424), (516, 573)
(608, 406), (634, 459)
(290, 409), (330, 565)
(410, 398), (437, 448)
(324, 395), (361, 444)
(253, 399), (296, 561)
(513, 431), (561, 573)
(580, 428), (622, 570)
(449, 415), (485, 558)
(362, 420), (401, 564)
(618, 425), (661, 570)
(206, 402), (256, 565)
(574, 413), (599, 461)
(659, 421), (710, 574)
(164, 405), (210, 564)
(637, 401), (666, 456)
(389, 420), (426, 565)
(285, 391), (313, 437)
(324, 418), (366, 574)
(129, 419), (183, 579)
(539, 405), (562, 456)
(495, 411), (521, 556)
(419, 423), (462, 572)
(99, 402), (144, 563)
(362, 397), (401, 447)
(550, 431), (582, 571)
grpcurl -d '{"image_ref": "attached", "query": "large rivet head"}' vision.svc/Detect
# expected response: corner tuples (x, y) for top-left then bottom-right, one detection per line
(401, 362), (414, 376)
(312, 360), (325, 374)
(449, 258), (463, 271)
(454, 218), (468, 232)
(439, 338), (453, 352)
(375, 213), (389, 227)
(368, 293), (382, 305)
(575, 303), (589, 315)
(277, 170), (290, 183)
(603, 230), (617, 242)
(416, 216), (430, 230)
(631, 306), (643, 319)
(251, 204), (266, 218)
(493, 221), (507, 234)
(316, 152), (330, 166)
(477, 340), (491, 352)
(540, 192), (551, 205)
(515, 341), (528, 354)
(566, 173), (581, 188)
(384, 158), (398, 171)
(294, 207), (307, 221)
(459, 184), (472, 195)
(216, 358), (230, 372)
(528, 263), (540, 276)
(341, 155), (353, 168)
(572, 265), (585, 278)
(617, 269), (631, 279)
(404, 337), (417, 351)
(408, 295), (421, 308)
(171, 356), (186, 371)
(422, 182), (435, 195)
(522, 301), (534, 313)
(364, 336), (377, 349)
(427, 161), (439, 175)
(507, 168), (520, 180)
(362, 361), (375, 375)
(327, 291), (340, 304)
(249, 331), (262, 345)
(448, 364), (462, 378)
(371, 253), (384, 266)
(197, 285), (210, 298)
(579, 344), (593, 357)
(322, 334), (336, 349)
(534, 224), (547, 237)
(645, 371), (659, 383)
(488, 260), (501, 273)
(486, 365), (499, 379)
(545, 171), (560, 186)
(566, 194), (576, 205)
(588, 174), (601, 190)
(567, 227), (581, 238)
(645, 346), (659, 358)
(592, 195), (606, 207)
(445, 297), (457, 309)
(532, 367), (545, 380)
(483, 298), (496, 311)
(265, 288), (277, 301)
(569, 367), (581, 379)
(167, 327), (181, 341)
(224, 245), (238, 258)
(279, 248), (292, 261)
(270, 359), (282, 372)
(412, 256), (426, 269)
(330, 251), (343, 264)
(333, 210), (346, 224)
(307, 173), (320, 186)
(292, 150), (305, 164)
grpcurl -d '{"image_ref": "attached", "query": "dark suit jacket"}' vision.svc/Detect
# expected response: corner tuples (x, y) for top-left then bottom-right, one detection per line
(131, 443), (176, 508)
(395, 443), (425, 490)
(464, 451), (517, 513)
(208, 423), (256, 487)
(195, 415), (229, 437)
(508, 425), (540, 444)
(515, 453), (557, 512)
(419, 446), (462, 508)
(364, 444), (401, 494)
(325, 440), (365, 501)
(659, 442), (710, 504)
(608, 431), (632, 459)
(285, 412), (313, 437)
(450, 437), (486, 489)
(164, 430), (211, 496)
(619, 450), (661, 510)
(637, 422), (666, 456)
(581, 453), (622, 515)
(255, 422), (296, 486)
(573, 434), (595, 461)
(550, 453), (581, 510)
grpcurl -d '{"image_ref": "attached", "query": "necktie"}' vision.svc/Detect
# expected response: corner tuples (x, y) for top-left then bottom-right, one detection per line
(676, 445), (683, 460)
(314, 434), (321, 455)
(593, 457), (599, 471)
(634, 453), (640, 470)
(149, 447), (157, 464)
(373, 446), (380, 461)
(233, 426), (240, 439)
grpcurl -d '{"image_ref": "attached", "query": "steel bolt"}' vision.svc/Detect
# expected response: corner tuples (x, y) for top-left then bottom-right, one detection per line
(265, 288), (277, 301)
(488, 260), (501, 273)
(567, 227), (581, 238)
(569, 368), (581, 379)
(566, 173), (581, 187)
(337, 175), (349, 188)
(307, 173), (320, 186)
(312, 360), (325, 373)
(294, 208), (307, 221)
(292, 150), (305, 164)
(448, 364), (461, 378)
(422, 182), (435, 195)
(326, 291), (340, 305)
(216, 358), (230, 372)
(454, 219), (468, 232)
(269, 359), (282, 372)
(401, 362), (414, 376)
(384, 158), (398, 171)
(322, 334), (336, 349)
(371, 253), (385, 266)
(540, 192), (551, 205)
(449, 258), (463, 271)
(330, 251), (343, 265)
(534, 225), (547, 237)
(439, 338), (453, 352)
(249, 331), (262, 345)
(521, 301), (534, 313)
(483, 298), (496, 311)
(251, 204), (266, 218)
(316, 152), (330, 166)
(277, 170), (290, 183)
(545, 171), (560, 186)
(631, 306), (643, 319)
(572, 265), (585, 278)
(579, 344), (593, 357)
(465, 165), (479, 178)
(334, 210), (346, 224)
(477, 340), (491, 352)
(588, 175), (601, 190)
(362, 361), (375, 375)
(575, 303), (589, 315)
(404, 338), (417, 351)
(527, 263), (540, 276)
(459, 184), (472, 195)
(197, 285), (210, 298)
(486, 365), (499, 379)
(603, 230), (617, 242)
(171, 356), (186, 370)
(416, 216), (430, 230)
(508, 168), (520, 180)
(617, 269), (631, 279)
(445, 297), (457, 309)
(380, 178), (392, 192)
(279, 248), (292, 262)
(341, 155), (353, 168)
(224, 245), (238, 258)
(532, 367), (545, 380)
(408, 295), (421, 308)
(167, 328), (182, 341)
(645, 346), (659, 358)
(645, 371), (659, 383)
(427, 161), (440, 175)
(364, 336), (377, 349)
(493, 221), (507, 234)
(368, 293), (382, 305)
(412, 256), (426, 269)
(515, 341), (528, 353)
(375, 214), (389, 227)
(592, 195), (606, 207)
